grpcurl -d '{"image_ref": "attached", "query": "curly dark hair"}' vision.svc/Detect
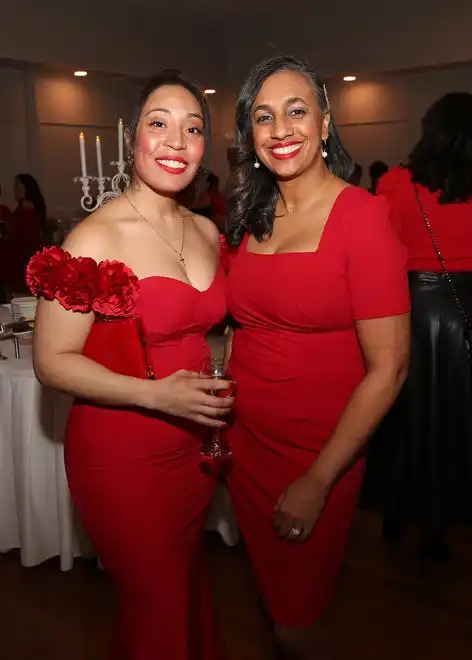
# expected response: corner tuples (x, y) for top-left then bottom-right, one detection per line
(408, 92), (472, 204)
(227, 55), (353, 246)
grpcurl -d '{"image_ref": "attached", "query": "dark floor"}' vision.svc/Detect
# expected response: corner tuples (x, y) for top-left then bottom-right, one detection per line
(1, 512), (472, 659)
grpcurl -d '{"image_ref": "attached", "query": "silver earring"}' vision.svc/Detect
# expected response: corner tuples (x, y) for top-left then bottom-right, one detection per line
(321, 140), (328, 159)
(254, 159), (260, 169)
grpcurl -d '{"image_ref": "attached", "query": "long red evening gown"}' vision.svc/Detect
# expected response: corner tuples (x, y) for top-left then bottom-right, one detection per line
(28, 249), (227, 660)
(226, 187), (410, 627)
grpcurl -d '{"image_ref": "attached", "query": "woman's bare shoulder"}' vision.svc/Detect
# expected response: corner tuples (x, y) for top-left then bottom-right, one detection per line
(63, 198), (125, 260)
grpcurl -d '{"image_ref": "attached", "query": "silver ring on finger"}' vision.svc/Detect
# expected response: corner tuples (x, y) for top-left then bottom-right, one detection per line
(289, 525), (303, 538)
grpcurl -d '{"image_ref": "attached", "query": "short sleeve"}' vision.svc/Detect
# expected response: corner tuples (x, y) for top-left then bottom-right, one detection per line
(342, 191), (410, 321)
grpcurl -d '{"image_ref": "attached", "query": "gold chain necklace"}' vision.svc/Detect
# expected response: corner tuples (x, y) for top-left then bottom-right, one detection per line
(124, 193), (186, 271)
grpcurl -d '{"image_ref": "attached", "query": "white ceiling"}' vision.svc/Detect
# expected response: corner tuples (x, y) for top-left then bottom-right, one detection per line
(126, 0), (472, 81)
(2, 0), (472, 87)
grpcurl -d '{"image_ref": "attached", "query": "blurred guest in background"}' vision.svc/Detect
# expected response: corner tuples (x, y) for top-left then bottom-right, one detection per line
(190, 171), (227, 232)
(0, 182), (10, 222)
(207, 173), (227, 232)
(0, 174), (45, 296)
(368, 160), (389, 194)
(368, 93), (472, 561)
(349, 162), (363, 186)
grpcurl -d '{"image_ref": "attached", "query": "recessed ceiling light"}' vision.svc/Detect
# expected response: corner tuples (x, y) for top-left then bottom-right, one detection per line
(74, 70), (88, 77)
(343, 75), (357, 82)
(204, 89), (216, 94)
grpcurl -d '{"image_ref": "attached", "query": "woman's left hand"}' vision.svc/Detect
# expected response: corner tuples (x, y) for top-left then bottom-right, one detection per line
(273, 472), (329, 542)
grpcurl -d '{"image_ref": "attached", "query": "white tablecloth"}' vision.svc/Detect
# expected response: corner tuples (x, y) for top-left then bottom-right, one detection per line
(0, 348), (238, 570)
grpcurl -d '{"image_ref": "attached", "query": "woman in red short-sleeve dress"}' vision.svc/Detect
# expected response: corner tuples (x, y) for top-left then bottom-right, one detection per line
(225, 55), (411, 658)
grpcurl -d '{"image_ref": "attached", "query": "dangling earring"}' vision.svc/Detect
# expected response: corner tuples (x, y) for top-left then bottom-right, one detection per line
(127, 152), (134, 165)
(321, 140), (328, 159)
(254, 159), (260, 169)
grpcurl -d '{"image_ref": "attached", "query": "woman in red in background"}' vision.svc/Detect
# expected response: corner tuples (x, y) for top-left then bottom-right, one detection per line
(0, 173), (44, 295)
(224, 55), (410, 659)
(28, 70), (233, 660)
(370, 93), (472, 561)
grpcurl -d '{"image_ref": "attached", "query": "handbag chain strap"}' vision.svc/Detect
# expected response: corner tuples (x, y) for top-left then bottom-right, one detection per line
(413, 183), (472, 331)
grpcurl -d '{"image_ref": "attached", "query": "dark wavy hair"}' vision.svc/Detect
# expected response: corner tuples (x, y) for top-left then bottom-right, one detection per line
(227, 55), (353, 246)
(408, 92), (472, 204)
(127, 69), (211, 195)
(16, 173), (46, 222)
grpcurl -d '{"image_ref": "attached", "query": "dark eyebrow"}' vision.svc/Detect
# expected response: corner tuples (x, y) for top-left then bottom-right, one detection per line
(188, 112), (204, 122)
(145, 107), (170, 116)
(253, 96), (309, 114)
(286, 96), (309, 106)
(253, 103), (272, 114)
(145, 107), (204, 122)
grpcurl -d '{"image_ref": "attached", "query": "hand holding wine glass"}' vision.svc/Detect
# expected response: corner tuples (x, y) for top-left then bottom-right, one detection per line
(143, 368), (234, 427)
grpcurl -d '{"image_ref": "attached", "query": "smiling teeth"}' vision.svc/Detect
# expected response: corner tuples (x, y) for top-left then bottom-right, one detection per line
(157, 159), (187, 168)
(272, 144), (301, 155)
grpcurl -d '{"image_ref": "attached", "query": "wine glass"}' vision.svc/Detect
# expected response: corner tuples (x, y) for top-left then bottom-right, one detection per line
(200, 356), (234, 473)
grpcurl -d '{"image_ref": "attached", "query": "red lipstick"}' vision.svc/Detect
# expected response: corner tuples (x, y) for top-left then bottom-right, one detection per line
(269, 141), (303, 160)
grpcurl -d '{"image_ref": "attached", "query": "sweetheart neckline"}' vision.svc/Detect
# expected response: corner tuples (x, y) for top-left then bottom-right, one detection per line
(138, 270), (221, 294)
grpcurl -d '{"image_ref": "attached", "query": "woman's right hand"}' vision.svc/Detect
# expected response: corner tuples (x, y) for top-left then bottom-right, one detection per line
(141, 369), (235, 427)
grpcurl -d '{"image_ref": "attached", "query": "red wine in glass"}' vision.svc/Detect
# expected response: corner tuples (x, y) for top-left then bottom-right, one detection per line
(200, 357), (234, 473)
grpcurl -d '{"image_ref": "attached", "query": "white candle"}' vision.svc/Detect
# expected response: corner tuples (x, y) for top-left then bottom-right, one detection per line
(96, 135), (103, 179)
(118, 118), (124, 163)
(79, 132), (87, 177)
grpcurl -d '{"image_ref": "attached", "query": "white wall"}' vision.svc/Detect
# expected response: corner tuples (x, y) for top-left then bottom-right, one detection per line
(206, 90), (237, 184)
(35, 72), (142, 217)
(328, 67), (472, 186)
(0, 64), (235, 217)
(0, 68), (30, 209)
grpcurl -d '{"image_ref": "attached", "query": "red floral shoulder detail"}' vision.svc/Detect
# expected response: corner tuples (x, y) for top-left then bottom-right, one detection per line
(26, 247), (139, 316)
(93, 260), (139, 316)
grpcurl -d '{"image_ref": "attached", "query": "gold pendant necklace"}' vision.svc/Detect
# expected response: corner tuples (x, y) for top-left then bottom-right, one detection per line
(124, 193), (186, 270)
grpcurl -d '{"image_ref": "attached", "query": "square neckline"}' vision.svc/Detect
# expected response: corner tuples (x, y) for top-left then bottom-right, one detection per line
(245, 186), (352, 257)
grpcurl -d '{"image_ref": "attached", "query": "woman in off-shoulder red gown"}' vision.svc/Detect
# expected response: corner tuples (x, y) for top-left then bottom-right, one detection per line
(28, 249), (227, 660)
(28, 70), (233, 660)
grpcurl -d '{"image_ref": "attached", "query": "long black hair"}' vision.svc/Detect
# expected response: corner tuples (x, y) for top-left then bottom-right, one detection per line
(408, 92), (472, 204)
(227, 55), (353, 246)
(16, 173), (46, 222)
(127, 69), (211, 196)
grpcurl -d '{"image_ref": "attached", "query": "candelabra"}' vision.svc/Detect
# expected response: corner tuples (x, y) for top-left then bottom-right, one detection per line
(74, 120), (130, 213)
(74, 163), (130, 213)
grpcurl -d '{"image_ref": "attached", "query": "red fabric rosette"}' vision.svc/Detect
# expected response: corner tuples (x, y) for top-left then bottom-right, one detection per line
(93, 260), (139, 316)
